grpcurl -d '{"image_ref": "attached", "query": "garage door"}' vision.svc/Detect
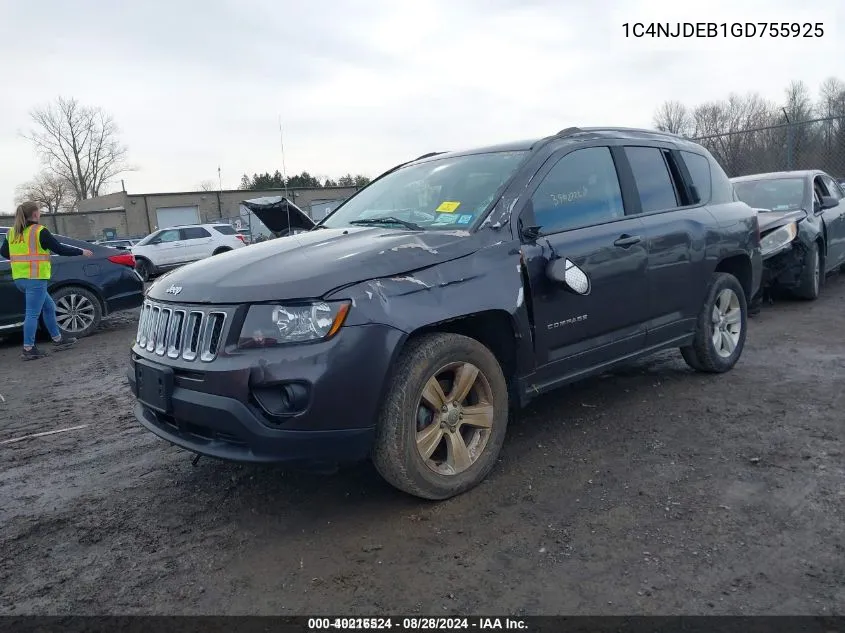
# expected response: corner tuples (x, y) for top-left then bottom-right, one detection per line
(156, 206), (199, 229)
(309, 199), (344, 221)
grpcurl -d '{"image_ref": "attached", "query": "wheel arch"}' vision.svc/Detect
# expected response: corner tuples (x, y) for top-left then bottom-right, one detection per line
(48, 280), (107, 314)
(714, 253), (753, 300)
(409, 310), (518, 376)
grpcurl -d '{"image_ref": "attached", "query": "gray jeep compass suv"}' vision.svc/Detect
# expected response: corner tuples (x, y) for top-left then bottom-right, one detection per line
(128, 127), (762, 500)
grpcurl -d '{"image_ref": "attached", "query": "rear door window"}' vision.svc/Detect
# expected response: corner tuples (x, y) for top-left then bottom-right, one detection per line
(212, 225), (237, 235)
(624, 146), (680, 213)
(530, 146), (626, 234)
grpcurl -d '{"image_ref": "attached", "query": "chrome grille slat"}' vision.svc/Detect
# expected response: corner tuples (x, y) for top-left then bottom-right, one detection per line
(135, 301), (226, 362)
(166, 310), (186, 359)
(200, 312), (227, 362)
(137, 303), (151, 346)
(182, 311), (204, 361)
(145, 306), (161, 352)
(155, 308), (172, 356)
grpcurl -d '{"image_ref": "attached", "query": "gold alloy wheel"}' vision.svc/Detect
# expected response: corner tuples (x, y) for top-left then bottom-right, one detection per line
(415, 362), (495, 476)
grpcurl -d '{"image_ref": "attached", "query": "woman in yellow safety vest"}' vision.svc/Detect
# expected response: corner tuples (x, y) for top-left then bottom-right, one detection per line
(0, 201), (94, 360)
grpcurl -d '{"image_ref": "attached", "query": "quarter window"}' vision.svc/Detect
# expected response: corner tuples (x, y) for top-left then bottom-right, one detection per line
(530, 147), (625, 234)
(680, 151), (712, 204)
(625, 146), (679, 213)
(181, 227), (212, 240)
(822, 176), (843, 200)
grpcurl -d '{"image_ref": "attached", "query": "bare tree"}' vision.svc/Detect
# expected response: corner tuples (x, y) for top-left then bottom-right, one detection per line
(818, 77), (845, 117)
(689, 93), (777, 175)
(783, 80), (813, 122)
(14, 171), (74, 214)
(198, 180), (217, 191)
(653, 100), (692, 135)
(24, 96), (130, 204)
(666, 77), (845, 177)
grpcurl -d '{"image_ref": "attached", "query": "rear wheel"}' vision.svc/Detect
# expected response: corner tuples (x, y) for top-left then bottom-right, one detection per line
(793, 242), (821, 300)
(681, 273), (747, 373)
(51, 286), (102, 338)
(212, 247), (231, 255)
(135, 258), (153, 282)
(372, 333), (509, 500)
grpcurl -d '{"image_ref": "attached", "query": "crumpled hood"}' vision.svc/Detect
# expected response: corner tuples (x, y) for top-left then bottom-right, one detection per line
(146, 226), (478, 304)
(756, 208), (807, 233)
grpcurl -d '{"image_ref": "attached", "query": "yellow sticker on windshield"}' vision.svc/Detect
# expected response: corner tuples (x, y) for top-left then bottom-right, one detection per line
(436, 201), (461, 213)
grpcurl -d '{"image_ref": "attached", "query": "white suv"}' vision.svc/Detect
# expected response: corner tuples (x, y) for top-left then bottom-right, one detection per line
(132, 223), (246, 281)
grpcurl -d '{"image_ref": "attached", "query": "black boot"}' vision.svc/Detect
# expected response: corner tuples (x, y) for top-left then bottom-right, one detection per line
(21, 346), (49, 361)
(52, 334), (78, 350)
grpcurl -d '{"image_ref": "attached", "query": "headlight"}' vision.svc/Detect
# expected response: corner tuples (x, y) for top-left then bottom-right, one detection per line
(760, 222), (798, 257)
(237, 301), (350, 348)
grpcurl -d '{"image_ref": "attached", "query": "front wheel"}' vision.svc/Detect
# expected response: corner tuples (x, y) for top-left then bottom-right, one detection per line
(680, 272), (747, 373)
(372, 333), (509, 500)
(793, 242), (821, 300)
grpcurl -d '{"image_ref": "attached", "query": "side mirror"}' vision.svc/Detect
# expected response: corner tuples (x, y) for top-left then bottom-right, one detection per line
(521, 225), (542, 240)
(546, 257), (591, 295)
(820, 195), (838, 210)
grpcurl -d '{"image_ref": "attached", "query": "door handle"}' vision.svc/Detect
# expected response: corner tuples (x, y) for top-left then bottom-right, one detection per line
(614, 234), (641, 248)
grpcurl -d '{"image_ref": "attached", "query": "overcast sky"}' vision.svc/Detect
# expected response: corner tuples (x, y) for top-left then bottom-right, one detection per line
(1, 0), (842, 211)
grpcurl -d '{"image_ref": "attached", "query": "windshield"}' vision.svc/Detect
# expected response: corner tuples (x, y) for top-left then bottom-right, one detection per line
(321, 151), (528, 231)
(733, 178), (807, 211)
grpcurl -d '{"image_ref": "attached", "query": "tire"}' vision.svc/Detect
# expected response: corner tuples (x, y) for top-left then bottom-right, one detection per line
(793, 242), (821, 300)
(680, 272), (747, 373)
(135, 258), (153, 282)
(212, 247), (231, 255)
(372, 332), (509, 500)
(51, 286), (103, 338)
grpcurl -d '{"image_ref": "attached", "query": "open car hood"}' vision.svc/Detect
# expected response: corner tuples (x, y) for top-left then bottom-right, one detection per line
(241, 196), (315, 235)
(756, 208), (807, 234)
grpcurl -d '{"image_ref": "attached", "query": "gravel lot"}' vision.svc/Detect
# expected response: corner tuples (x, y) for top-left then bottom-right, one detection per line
(1, 278), (843, 616)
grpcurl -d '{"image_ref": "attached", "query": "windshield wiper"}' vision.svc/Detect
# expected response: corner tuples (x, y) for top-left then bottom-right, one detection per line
(348, 217), (423, 231)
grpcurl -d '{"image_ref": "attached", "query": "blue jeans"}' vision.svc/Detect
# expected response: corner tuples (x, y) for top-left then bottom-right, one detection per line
(14, 279), (61, 348)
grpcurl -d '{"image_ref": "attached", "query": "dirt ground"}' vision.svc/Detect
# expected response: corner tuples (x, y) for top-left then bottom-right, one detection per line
(1, 277), (843, 616)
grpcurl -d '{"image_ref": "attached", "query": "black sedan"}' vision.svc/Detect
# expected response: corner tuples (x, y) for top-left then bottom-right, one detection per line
(0, 234), (145, 338)
(731, 170), (845, 300)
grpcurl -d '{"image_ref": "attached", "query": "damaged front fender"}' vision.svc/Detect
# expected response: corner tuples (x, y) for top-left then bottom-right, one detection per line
(326, 239), (537, 378)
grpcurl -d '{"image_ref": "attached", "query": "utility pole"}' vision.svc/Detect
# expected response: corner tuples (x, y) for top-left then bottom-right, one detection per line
(782, 108), (794, 171)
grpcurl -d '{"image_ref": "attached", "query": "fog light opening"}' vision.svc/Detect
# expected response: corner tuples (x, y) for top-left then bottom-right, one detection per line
(252, 382), (310, 418)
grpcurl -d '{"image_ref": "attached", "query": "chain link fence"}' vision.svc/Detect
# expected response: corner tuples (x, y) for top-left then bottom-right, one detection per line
(691, 115), (845, 180)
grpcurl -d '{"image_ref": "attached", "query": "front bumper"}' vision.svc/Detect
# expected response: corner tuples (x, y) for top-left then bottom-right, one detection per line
(127, 322), (405, 464)
(760, 242), (806, 290)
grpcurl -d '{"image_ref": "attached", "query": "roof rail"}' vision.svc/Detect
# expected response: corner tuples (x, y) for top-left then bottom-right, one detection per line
(414, 151), (446, 161)
(553, 126), (685, 140)
(556, 127), (584, 137)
